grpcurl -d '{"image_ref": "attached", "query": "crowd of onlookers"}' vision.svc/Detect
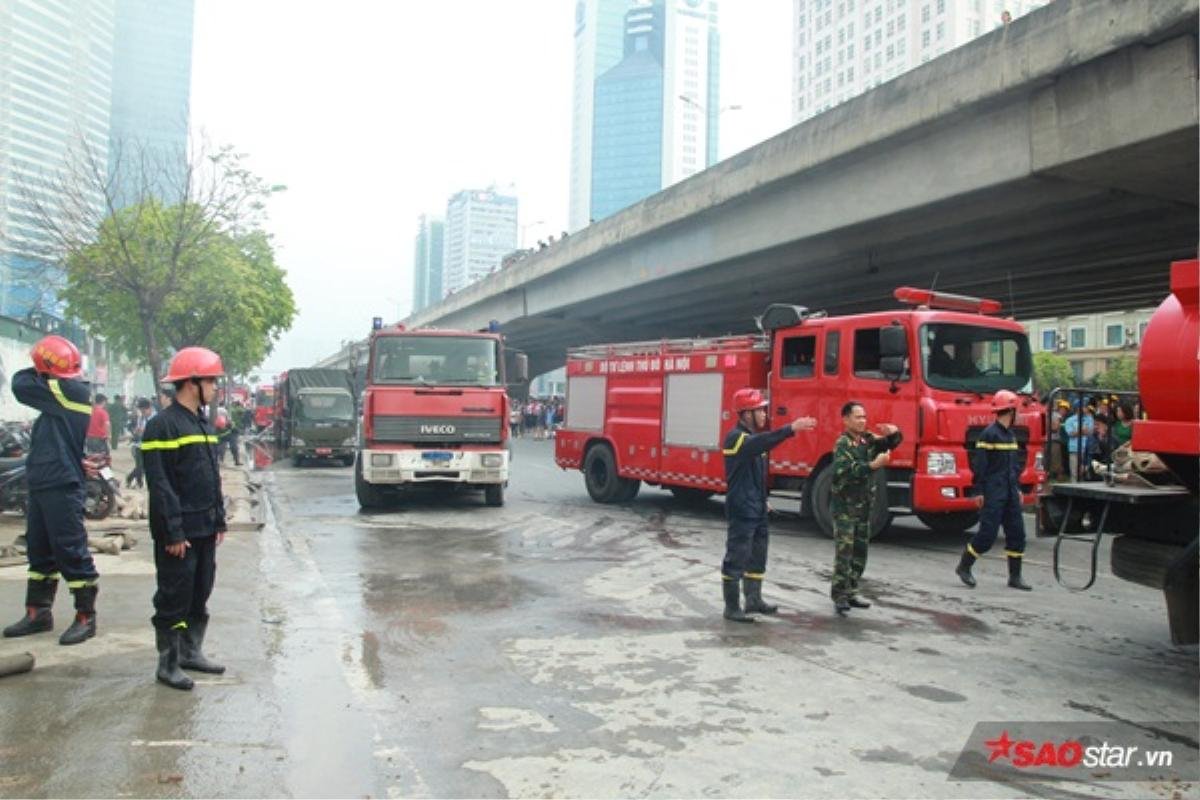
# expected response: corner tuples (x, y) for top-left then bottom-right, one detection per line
(1047, 393), (1141, 482)
(509, 397), (565, 439)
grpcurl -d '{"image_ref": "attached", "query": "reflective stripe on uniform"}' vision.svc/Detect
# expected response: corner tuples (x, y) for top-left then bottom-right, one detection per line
(722, 432), (747, 456)
(172, 620), (188, 630)
(744, 572), (766, 580)
(976, 441), (1019, 451)
(966, 543), (981, 558)
(48, 379), (92, 415)
(140, 434), (219, 451)
(1004, 550), (1024, 558)
(66, 579), (98, 589)
(28, 570), (61, 581)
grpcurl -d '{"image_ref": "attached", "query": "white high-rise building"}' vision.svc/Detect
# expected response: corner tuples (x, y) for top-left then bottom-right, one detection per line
(792, 0), (1050, 123)
(441, 188), (518, 297)
(570, 0), (721, 229)
(0, 0), (116, 316)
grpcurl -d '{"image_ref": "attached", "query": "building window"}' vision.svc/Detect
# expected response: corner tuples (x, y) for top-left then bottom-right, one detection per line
(886, 44), (894, 59)
(1105, 323), (1124, 348)
(1138, 320), (1149, 342)
(1070, 361), (1084, 383)
(1041, 330), (1057, 352)
(847, 65), (854, 81)
(936, 21), (944, 39)
(897, 14), (905, 29)
(847, 43), (854, 58)
(922, 5), (930, 22)
(875, 7), (881, 23)
(936, 0), (945, 12)
(1069, 327), (1086, 349)
(887, 20), (894, 36)
(922, 30), (930, 47)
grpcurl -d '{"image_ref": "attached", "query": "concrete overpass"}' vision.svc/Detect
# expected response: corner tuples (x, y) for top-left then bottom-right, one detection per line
(321, 0), (1198, 377)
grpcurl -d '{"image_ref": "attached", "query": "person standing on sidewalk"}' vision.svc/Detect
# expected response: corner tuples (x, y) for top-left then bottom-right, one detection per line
(3, 336), (99, 645)
(720, 388), (816, 622)
(955, 389), (1032, 591)
(829, 402), (902, 615)
(85, 394), (111, 456)
(126, 398), (153, 489)
(142, 347), (229, 690)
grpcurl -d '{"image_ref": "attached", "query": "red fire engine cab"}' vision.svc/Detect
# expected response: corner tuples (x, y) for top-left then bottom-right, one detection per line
(555, 288), (1046, 538)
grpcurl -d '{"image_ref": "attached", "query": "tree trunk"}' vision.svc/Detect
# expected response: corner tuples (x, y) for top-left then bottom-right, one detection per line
(142, 316), (163, 389)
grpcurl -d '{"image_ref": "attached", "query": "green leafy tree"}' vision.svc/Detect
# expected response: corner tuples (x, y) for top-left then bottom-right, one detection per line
(20, 136), (293, 381)
(1093, 355), (1139, 391)
(1032, 351), (1075, 394)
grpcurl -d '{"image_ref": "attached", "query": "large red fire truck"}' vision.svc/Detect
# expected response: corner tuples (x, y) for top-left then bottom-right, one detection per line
(355, 323), (528, 509)
(555, 288), (1047, 538)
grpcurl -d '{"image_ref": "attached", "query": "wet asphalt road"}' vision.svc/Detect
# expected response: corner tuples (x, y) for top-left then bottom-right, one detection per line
(0, 438), (1196, 799)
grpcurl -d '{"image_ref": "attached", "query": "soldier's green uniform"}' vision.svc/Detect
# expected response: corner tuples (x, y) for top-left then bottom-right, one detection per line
(830, 429), (901, 603)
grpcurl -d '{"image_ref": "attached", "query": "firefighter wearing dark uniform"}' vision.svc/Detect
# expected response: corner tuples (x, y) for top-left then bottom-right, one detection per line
(3, 335), (99, 645)
(955, 389), (1032, 591)
(720, 388), (816, 622)
(142, 347), (229, 690)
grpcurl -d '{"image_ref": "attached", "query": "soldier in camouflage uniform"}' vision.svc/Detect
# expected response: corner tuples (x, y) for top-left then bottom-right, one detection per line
(830, 401), (902, 615)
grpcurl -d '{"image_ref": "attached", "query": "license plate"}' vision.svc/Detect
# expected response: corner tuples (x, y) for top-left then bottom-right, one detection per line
(315, 448), (332, 455)
(99, 467), (113, 480)
(422, 451), (453, 463)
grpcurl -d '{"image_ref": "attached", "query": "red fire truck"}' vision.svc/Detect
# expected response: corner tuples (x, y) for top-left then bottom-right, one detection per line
(355, 323), (528, 509)
(253, 384), (276, 431)
(555, 288), (1046, 538)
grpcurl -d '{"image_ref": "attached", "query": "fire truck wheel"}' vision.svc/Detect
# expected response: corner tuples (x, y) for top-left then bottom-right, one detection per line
(484, 484), (505, 507)
(811, 467), (891, 540)
(583, 444), (624, 504)
(915, 510), (980, 535)
(670, 486), (715, 505)
(616, 479), (641, 503)
(354, 454), (388, 510)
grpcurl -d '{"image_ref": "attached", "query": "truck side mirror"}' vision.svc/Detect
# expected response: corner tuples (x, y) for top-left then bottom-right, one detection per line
(880, 356), (906, 382)
(513, 353), (529, 383)
(880, 325), (907, 358)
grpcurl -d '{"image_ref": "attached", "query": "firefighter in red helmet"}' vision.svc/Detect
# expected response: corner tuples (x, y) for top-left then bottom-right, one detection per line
(955, 389), (1032, 591)
(3, 336), (99, 645)
(141, 347), (229, 690)
(719, 388), (816, 622)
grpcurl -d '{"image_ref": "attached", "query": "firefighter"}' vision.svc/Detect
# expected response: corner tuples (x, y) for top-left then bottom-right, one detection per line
(830, 401), (902, 615)
(720, 388), (816, 622)
(955, 389), (1032, 591)
(142, 347), (229, 690)
(2, 335), (99, 645)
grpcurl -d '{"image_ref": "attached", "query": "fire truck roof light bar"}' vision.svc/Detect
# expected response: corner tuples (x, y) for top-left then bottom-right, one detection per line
(893, 287), (1003, 315)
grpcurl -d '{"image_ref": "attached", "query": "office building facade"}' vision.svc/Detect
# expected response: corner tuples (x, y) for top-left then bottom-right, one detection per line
(572, 0), (721, 228)
(441, 189), (518, 296)
(411, 214), (444, 314)
(792, 0), (1049, 123)
(108, 0), (194, 206)
(0, 0), (116, 317)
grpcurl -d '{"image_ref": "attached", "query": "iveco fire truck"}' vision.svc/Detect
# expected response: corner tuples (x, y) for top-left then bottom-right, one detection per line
(355, 323), (527, 509)
(555, 288), (1046, 538)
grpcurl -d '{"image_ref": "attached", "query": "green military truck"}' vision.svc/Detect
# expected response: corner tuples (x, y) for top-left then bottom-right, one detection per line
(274, 368), (358, 467)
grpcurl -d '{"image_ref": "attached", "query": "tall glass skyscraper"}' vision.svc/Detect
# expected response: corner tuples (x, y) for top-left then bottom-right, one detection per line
(0, 0), (116, 317)
(441, 189), (518, 297)
(573, 0), (721, 228)
(411, 214), (444, 313)
(108, 0), (194, 206)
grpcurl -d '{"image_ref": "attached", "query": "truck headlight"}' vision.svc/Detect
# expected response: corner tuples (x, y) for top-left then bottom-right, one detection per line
(292, 437), (306, 447)
(1033, 451), (1044, 472)
(371, 453), (394, 467)
(925, 451), (957, 475)
(481, 453), (504, 468)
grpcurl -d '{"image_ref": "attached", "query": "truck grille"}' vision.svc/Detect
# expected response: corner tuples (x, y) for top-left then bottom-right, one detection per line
(372, 415), (501, 444)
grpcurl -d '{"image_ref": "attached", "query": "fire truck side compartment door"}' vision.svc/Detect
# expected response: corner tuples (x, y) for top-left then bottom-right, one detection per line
(566, 376), (606, 432)
(664, 373), (724, 448)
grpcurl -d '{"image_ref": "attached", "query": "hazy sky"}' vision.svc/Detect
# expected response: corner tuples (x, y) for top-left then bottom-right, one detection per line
(189, 1), (793, 375)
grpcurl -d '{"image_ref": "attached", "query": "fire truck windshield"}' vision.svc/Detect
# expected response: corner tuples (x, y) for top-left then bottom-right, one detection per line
(920, 323), (1032, 394)
(372, 336), (500, 387)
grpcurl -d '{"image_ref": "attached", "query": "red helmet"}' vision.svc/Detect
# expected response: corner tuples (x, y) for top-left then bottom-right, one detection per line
(991, 389), (1019, 412)
(733, 388), (768, 413)
(163, 347), (225, 383)
(31, 335), (83, 379)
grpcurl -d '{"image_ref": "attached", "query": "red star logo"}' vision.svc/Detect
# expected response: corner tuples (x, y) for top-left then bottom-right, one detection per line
(985, 730), (1015, 763)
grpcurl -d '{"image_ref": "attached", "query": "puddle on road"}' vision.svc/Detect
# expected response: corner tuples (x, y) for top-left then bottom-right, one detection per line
(900, 683), (967, 703)
(871, 598), (992, 637)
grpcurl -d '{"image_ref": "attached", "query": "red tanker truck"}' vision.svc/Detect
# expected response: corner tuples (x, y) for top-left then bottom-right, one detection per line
(1041, 259), (1198, 645)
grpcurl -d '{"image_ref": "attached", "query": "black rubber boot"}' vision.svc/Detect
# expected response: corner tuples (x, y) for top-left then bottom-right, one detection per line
(834, 596), (851, 616)
(956, 549), (978, 588)
(156, 628), (195, 691)
(742, 578), (778, 615)
(180, 616), (225, 674)
(1007, 556), (1032, 591)
(3, 578), (57, 638)
(722, 579), (754, 623)
(59, 585), (97, 645)
(847, 596), (871, 609)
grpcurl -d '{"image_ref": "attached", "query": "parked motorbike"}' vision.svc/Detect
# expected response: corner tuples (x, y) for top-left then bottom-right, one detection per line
(0, 446), (118, 521)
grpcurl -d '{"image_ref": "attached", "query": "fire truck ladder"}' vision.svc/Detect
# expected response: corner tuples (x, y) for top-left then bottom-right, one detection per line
(568, 334), (769, 360)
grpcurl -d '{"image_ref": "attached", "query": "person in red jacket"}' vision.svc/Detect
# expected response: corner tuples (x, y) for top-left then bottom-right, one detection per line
(85, 394), (110, 455)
